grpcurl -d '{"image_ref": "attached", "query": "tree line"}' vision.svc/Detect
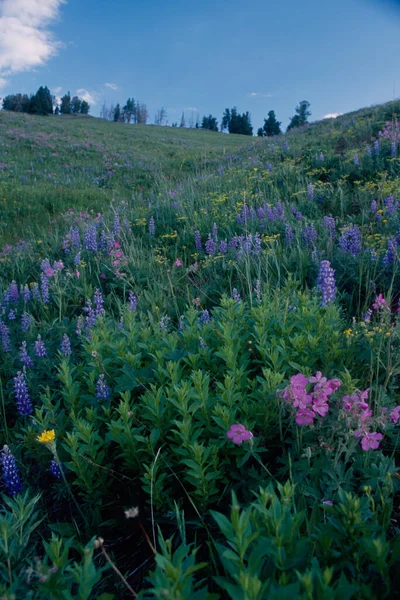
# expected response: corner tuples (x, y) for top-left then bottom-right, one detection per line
(1, 86), (90, 116)
(1, 84), (312, 136)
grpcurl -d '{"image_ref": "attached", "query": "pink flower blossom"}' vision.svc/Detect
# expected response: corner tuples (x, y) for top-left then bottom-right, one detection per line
(312, 397), (329, 417)
(175, 258), (183, 267)
(76, 270), (80, 278)
(53, 261), (64, 271)
(390, 406), (400, 423)
(296, 408), (315, 426)
(355, 430), (383, 451)
(226, 424), (253, 445)
(322, 499), (333, 506)
(193, 262), (199, 271)
(372, 294), (391, 311)
(309, 371), (327, 385)
(44, 266), (55, 278)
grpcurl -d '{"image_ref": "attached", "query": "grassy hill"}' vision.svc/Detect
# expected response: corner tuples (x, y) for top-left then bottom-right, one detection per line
(1, 100), (400, 598)
(0, 111), (250, 242)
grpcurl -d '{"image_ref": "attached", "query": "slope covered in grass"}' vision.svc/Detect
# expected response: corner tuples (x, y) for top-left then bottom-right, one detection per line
(1, 100), (400, 598)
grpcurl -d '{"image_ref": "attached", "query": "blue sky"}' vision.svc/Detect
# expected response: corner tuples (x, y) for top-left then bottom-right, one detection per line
(1, 0), (400, 130)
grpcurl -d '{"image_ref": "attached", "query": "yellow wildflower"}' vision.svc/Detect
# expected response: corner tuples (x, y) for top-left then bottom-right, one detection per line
(37, 429), (56, 444)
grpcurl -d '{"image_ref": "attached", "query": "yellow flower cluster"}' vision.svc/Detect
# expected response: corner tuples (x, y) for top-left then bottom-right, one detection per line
(37, 429), (56, 444)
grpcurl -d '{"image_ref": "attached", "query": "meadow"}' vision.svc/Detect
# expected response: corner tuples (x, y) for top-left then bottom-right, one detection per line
(1, 102), (400, 598)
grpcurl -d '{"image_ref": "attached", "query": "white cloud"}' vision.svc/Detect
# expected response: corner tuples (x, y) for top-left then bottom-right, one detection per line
(323, 113), (343, 119)
(105, 82), (118, 90)
(0, 77), (8, 90)
(247, 92), (273, 98)
(53, 85), (62, 94)
(184, 106), (197, 111)
(0, 0), (66, 83)
(76, 88), (99, 105)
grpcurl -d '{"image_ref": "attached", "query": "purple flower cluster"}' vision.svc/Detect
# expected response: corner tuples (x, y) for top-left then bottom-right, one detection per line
(338, 225), (361, 255)
(13, 371), (33, 415)
(35, 335), (47, 358)
(194, 230), (202, 251)
(128, 291), (137, 312)
(50, 458), (64, 480)
(60, 334), (72, 357)
(19, 341), (34, 367)
(149, 216), (155, 236)
(302, 225), (318, 247)
(0, 320), (10, 352)
(317, 260), (336, 307)
(1, 446), (23, 496)
(322, 216), (336, 239)
(96, 374), (111, 401)
(199, 309), (211, 325)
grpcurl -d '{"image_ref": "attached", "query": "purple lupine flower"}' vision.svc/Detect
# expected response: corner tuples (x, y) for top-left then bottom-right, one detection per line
(339, 225), (361, 255)
(285, 224), (294, 246)
(199, 309), (211, 325)
(1, 446), (23, 496)
(302, 225), (318, 247)
(228, 236), (239, 249)
(353, 153), (360, 166)
(21, 312), (32, 333)
(83, 226), (98, 252)
(194, 230), (202, 251)
(13, 371), (33, 415)
(84, 300), (97, 330)
(383, 239), (397, 267)
(9, 281), (19, 303)
(0, 320), (11, 352)
(295, 211), (303, 221)
(60, 334), (71, 357)
(70, 227), (81, 248)
(74, 252), (81, 266)
(219, 240), (228, 254)
(76, 316), (84, 335)
(31, 283), (40, 301)
(128, 291), (137, 312)
(307, 184), (314, 201)
(113, 212), (121, 237)
(276, 201), (285, 220)
(21, 285), (31, 303)
(232, 288), (241, 303)
(93, 289), (105, 317)
(99, 230), (107, 250)
(40, 273), (50, 304)
(323, 216), (336, 239)
(35, 335), (47, 358)
(212, 223), (218, 241)
(149, 216), (155, 236)
(391, 141), (397, 158)
(19, 341), (34, 368)
(384, 196), (397, 216)
(254, 233), (262, 255)
(317, 260), (336, 306)
(319, 152), (325, 162)
(96, 374), (111, 401)
(8, 310), (16, 321)
(363, 309), (372, 323)
(370, 199), (377, 213)
(373, 140), (379, 156)
(205, 235), (216, 255)
(50, 458), (64, 480)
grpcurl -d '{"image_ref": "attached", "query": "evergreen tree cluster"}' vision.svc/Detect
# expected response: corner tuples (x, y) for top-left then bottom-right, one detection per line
(221, 108), (253, 136)
(2, 86), (90, 116)
(201, 114), (219, 131)
(100, 98), (148, 124)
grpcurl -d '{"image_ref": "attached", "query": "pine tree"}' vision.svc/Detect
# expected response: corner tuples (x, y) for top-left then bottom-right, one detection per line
(221, 108), (231, 131)
(80, 100), (90, 115)
(113, 104), (121, 122)
(29, 86), (53, 115)
(287, 101), (311, 131)
(201, 114), (218, 131)
(71, 96), (82, 114)
(262, 110), (281, 136)
(60, 92), (71, 115)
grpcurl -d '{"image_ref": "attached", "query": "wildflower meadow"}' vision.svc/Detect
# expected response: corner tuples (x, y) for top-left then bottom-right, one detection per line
(1, 102), (400, 598)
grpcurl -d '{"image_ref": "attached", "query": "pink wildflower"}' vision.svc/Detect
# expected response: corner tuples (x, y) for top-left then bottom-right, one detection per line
(175, 258), (183, 267)
(355, 430), (383, 451)
(296, 408), (315, 426)
(372, 294), (391, 311)
(312, 397), (329, 417)
(44, 266), (55, 278)
(76, 270), (80, 278)
(226, 424), (253, 445)
(390, 406), (400, 424)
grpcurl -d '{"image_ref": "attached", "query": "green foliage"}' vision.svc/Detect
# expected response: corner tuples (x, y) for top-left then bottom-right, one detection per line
(260, 110), (282, 137)
(202, 114), (219, 132)
(288, 100), (311, 131)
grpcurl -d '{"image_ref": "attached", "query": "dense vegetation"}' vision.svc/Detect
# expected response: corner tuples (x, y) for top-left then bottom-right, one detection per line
(1, 100), (400, 598)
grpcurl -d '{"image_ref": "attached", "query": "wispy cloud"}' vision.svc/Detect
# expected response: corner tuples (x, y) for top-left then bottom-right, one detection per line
(76, 88), (99, 105)
(0, 0), (66, 88)
(105, 82), (119, 91)
(0, 77), (8, 91)
(184, 106), (197, 111)
(247, 92), (273, 98)
(323, 113), (342, 119)
(53, 85), (62, 94)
